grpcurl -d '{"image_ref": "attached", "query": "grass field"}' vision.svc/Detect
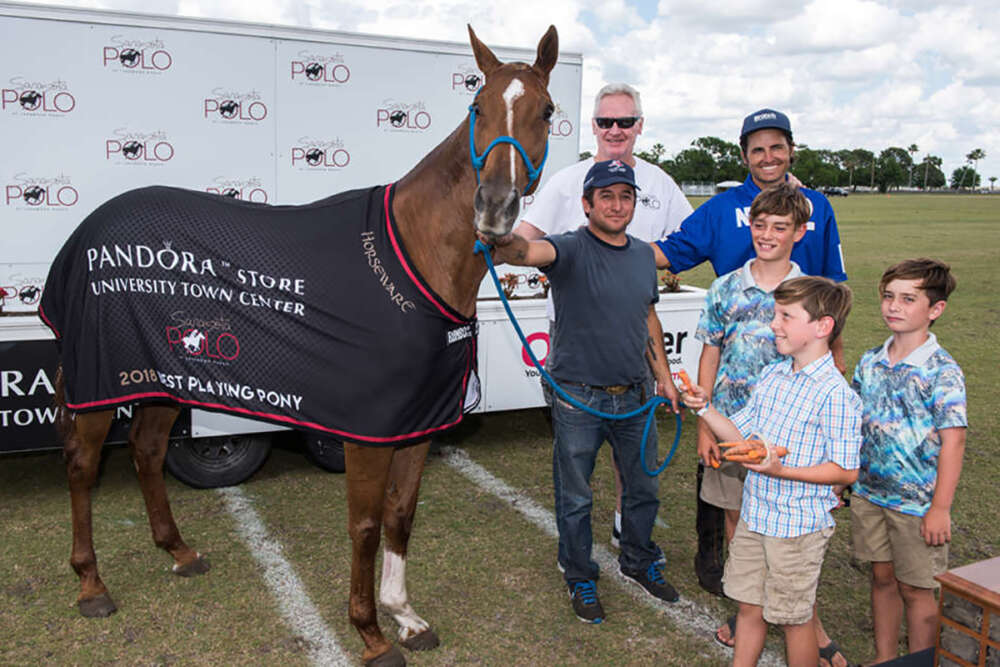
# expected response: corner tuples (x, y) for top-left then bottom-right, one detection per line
(1, 194), (997, 666)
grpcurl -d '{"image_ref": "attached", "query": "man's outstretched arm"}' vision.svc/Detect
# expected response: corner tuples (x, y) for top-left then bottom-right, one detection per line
(480, 232), (556, 268)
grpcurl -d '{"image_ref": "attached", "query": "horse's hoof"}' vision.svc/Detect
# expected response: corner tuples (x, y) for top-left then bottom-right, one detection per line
(364, 645), (405, 667)
(401, 628), (440, 652)
(172, 554), (211, 577)
(78, 593), (117, 618)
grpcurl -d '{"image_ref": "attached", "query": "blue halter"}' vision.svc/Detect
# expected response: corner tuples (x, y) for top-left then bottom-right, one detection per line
(467, 92), (549, 196)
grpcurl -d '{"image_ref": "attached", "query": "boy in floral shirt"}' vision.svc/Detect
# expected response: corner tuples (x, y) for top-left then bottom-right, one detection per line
(851, 258), (967, 663)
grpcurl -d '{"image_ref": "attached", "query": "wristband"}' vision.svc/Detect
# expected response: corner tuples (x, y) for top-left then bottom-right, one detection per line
(695, 403), (710, 417)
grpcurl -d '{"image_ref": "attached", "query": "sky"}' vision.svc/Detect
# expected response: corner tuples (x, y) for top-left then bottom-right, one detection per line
(12, 0), (999, 185)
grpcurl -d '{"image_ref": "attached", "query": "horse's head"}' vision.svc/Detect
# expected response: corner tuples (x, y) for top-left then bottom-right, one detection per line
(467, 25), (558, 239)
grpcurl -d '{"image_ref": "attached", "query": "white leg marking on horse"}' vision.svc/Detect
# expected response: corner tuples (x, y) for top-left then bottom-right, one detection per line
(379, 548), (430, 641)
(219, 487), (351, 667)
(440, 446), (786, 667)
(503, 78), (525, 185)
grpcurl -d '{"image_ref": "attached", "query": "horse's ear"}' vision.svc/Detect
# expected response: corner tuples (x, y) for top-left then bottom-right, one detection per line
(533, 25), (558, 83)
(468, 25), (501, 77)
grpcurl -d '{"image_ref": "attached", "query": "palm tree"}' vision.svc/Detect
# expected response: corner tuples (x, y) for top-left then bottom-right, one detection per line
(990, 176), (997, 191)
(967, 148), (986, 181)
(923, 155), (942, 189)
(907, 144), (919, 187)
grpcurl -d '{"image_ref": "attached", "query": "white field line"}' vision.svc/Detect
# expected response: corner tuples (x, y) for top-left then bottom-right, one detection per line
(440, 446), (785, 667)
(218, 486), (351, 667)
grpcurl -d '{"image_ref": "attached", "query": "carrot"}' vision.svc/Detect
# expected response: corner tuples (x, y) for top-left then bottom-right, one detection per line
(725, 454), (762, 463)
(718, 439), (765, 449)
(677, 369), (696, 394)
(722, 445), (789, 463)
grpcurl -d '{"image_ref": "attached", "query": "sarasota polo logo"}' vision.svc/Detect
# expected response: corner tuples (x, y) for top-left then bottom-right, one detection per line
(549, 103), (573, 139)
(376, 99), (431, 133)
(206, 176), (269, 203)
(450, 64), (482, 94)
(5, 173), (79, 211)
(102, 35), (173, 73)
(204, 88), (268, 123)
(2, 77), (76, 116)
(105, 128), (175, 165)
(638, 194), (661, 210)
(0, 278), (44, 307)
(290, 137), (351, 170)
(166, 312), (241, 365)
(290, 50), (351, 86)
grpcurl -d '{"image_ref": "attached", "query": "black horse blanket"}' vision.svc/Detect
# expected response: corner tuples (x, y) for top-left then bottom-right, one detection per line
(40, 184), (479, 444)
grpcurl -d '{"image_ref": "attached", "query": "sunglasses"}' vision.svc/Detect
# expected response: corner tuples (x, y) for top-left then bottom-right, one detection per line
(594, 116), (640, 129)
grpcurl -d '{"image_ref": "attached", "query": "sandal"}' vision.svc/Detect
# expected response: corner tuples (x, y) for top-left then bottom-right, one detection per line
(714, 614), (736, 648)
(818, 640), (857, 667)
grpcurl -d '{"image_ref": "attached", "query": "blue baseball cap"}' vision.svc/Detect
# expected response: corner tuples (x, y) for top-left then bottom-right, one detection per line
(582, 159), (640, 193)
(740, 108), (792, 139)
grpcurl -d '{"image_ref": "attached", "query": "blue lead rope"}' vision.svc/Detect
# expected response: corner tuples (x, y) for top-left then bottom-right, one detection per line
(474, 239), (682, 476)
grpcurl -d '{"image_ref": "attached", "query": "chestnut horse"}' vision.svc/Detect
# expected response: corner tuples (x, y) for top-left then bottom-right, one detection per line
(50, 25), (558, 667)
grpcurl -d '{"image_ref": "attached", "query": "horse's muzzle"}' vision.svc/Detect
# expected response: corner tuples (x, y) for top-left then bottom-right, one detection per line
(473, 183), (520, 238)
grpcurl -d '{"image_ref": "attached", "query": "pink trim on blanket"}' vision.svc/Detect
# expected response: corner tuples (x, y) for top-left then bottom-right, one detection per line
(383, 184), (467, 325)
(38, 305), (60, 338)
(66, 378), (471, 444)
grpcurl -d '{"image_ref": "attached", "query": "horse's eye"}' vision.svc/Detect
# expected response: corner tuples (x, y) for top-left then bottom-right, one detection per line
(543, 104), (554, 122)
(471, 103), (481, 116)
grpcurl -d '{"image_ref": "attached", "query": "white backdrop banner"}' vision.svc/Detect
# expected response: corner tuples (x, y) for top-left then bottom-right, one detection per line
(0, 9), (582, 314)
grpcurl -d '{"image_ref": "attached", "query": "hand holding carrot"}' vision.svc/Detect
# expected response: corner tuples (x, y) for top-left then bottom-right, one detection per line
(677, 370), (708, 412)
(733, 436), (789, 476)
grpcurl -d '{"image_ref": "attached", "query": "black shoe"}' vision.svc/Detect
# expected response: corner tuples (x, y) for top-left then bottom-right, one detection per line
(694, 553), (725, 597)
(568, 580), (604, 624)
(619, 562), (679, 603)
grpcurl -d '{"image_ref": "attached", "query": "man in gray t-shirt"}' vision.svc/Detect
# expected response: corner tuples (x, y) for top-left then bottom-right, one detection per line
(483, 160), (680, 624)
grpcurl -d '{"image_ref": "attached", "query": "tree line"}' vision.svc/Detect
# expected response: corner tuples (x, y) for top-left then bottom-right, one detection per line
(589, 138), (990, 193)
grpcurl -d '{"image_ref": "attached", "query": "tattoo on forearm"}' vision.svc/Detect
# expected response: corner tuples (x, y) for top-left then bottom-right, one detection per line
(515, 248), (527, 261)
(646, 336), (658, 360)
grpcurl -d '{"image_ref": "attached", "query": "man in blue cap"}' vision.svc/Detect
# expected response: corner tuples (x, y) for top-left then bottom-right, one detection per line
(484, 159), (681, 624)
(653, 108), (846, 286)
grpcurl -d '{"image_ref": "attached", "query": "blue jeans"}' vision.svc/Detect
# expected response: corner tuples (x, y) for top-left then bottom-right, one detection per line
(552, 382), (660, 584)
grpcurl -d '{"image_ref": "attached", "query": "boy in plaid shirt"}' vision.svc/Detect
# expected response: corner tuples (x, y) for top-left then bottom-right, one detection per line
(683, 276), (861, 666)
(851, 258), (966, 663)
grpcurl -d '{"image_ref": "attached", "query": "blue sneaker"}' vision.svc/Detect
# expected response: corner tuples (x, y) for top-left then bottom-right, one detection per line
(619, 561), (679, 603)
(568, 580), (604, 624)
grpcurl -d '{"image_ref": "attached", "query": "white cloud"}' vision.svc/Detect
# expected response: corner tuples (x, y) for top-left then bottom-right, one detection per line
(7, 0), (998, 179)
(770, 0), (907, 53)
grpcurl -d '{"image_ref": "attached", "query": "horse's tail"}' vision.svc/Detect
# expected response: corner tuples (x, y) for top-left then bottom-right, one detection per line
(53, 365), (74, 442)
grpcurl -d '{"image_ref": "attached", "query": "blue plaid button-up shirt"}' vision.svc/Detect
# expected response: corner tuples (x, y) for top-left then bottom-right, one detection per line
(731, 353), (862, 538)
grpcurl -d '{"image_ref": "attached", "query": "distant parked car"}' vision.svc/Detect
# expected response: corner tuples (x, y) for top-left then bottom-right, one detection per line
(822, 186), (849, 197)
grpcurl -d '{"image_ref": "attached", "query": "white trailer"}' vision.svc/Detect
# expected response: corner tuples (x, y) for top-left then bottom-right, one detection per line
(0, 3), (703, 485)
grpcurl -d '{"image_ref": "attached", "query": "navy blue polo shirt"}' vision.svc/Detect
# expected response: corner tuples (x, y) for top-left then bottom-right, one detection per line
(654, 175), (847, 281)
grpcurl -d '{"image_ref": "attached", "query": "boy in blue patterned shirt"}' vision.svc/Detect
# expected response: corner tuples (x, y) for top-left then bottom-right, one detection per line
(851, 258), (967, 664)
(683, 276), (861, 667)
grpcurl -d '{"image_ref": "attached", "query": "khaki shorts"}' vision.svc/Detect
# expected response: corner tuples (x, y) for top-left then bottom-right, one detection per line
(723, 519), (834, 626)
(851, 494), (948, 589)
(700, 460), (746, 510)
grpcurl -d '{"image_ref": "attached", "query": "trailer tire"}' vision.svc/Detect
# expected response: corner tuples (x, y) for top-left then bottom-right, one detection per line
(165, 435), (271, 488)
(301, 434), (345, 473)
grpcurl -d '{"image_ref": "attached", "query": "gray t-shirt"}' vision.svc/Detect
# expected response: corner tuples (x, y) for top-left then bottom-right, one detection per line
(542, 228), (658, 386)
